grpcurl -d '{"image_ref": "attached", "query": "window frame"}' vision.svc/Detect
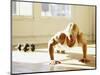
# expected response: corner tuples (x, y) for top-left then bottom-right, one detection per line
(41, 3), (72, 17)
(12, 1), (34, 17)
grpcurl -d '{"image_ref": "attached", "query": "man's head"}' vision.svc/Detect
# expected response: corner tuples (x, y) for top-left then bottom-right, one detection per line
(66, 23), (79, 36)
(71, 23), (79, 35)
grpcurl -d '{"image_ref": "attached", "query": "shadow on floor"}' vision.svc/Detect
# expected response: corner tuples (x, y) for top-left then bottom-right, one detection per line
(61, 52), (96, 67)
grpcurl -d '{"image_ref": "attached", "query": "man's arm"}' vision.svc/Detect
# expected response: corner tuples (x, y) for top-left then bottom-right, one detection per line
(49, 38), (64, 64)
(77, 32), (90, 62)
(49, 39), (58, 64)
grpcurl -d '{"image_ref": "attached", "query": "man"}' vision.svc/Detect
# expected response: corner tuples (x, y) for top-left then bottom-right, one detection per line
(48, 23), (90, 65)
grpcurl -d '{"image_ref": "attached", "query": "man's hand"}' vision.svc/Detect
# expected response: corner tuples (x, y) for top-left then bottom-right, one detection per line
(80, 58), (90, 63)
(50, 60), (61, 65)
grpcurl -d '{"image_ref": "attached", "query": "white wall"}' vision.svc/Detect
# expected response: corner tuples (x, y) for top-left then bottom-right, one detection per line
(71, 5), (96, 41)
(12, 3), (96, 45)
(12, 3), (69, 45)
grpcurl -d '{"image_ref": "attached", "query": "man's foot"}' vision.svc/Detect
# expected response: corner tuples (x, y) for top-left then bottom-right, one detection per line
(57, 50), (60, 53)
(79, 58), (90, 63)
(61, 50), (65, 54)
(57, 50), (65, 54)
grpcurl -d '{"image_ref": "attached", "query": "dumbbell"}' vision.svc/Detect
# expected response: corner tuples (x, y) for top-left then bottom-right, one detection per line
(17, 44), (23, 51)
(23, 43), (30, 52)
(31, 44), (35, 52)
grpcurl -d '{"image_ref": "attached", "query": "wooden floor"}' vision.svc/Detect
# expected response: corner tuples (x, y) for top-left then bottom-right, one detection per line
(12, 44), (96, 74)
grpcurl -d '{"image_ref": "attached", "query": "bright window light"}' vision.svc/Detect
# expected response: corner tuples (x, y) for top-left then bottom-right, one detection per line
(12, 1), (33, 16)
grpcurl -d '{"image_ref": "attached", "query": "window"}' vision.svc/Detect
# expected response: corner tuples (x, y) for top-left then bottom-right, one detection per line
(41, 3), (51, 16)
(12, 1), (33, 16)
(41, 3), (71, 17)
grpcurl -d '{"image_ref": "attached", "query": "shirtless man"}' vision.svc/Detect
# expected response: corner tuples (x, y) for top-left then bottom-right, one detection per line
(48, 23), (90, 65)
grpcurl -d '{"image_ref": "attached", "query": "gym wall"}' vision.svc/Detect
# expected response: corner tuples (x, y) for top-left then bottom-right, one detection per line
(12, 3), (96, 47)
